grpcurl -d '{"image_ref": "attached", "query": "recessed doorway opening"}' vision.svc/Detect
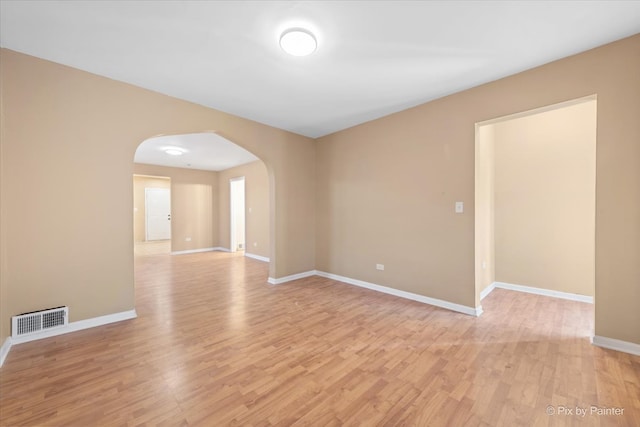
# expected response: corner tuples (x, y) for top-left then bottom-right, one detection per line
(133, 174), (172, 256)
(230, 177), (246, 253)
(475, 95), (597, 320)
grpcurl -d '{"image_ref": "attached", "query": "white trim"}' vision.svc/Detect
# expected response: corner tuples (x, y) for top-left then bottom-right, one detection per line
(171, 247), (228, 255)
(493, 281), (593, 303)
(476, 94), (597, 127)
(1, 310), (137, 367)
(316, 271), (482, 316)
(480, 282), (497, 300)
(0, 337), (12, 367)
(9, 310), (137, 345)
(230, 177), (245, 253)
(268, 270), (316, 285)
(592, 335), (640, 356)
(245, 252), (270, 262)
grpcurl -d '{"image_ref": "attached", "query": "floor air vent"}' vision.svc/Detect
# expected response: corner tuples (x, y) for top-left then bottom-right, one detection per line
(12, 306), (68, 338)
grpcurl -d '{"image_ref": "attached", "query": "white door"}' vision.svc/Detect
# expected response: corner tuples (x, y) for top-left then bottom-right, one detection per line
(145, 188), (171, 241)
(230, 177), (245, 252)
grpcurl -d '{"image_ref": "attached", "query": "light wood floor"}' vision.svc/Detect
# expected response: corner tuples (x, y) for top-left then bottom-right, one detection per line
(134, 240), (171, 256)
(1, 251), (639, 426)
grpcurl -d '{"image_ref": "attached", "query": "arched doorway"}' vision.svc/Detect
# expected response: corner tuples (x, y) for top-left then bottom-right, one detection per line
(132, 131), (271, 264)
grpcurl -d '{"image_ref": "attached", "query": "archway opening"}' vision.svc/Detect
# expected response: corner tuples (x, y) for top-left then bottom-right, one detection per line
(132, 131), (271, 265)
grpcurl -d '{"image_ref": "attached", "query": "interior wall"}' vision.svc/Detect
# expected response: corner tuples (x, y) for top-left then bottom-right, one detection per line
(218, 160), (270, 258)
(475, 125), (495, 295)
(316, 34), (640, 344)
(0, 48), (316, 345)
(0, 62), (6, 348)
(492, 100), (596, 297)
(133, 164), (218, 253)
(132, 175), (171, 243)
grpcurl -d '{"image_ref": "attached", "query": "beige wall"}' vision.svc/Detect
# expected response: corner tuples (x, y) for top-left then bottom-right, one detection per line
(316, 106), (477, 307)
(0, 48), (316, 344)
(0, 60), (6, 350)
(132, 174), (171, 243)
(317, 34), (640, 344)
(475, 124), (495, 294)
(133, 164), (219, 252)
(492, 100), (596, 296)
(218, 161), (270, 258)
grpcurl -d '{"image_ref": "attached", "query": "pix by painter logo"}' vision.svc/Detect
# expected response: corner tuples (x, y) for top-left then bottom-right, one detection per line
(546, 405), (625, 417)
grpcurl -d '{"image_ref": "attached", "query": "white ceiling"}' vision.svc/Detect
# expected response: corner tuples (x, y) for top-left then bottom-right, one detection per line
(1, 1), (640, 139)
(135, 133), (258, 171)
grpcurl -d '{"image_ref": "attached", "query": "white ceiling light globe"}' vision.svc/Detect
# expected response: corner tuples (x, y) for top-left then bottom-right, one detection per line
(280, 29), (317, 56)
(165, 148), (184, 156)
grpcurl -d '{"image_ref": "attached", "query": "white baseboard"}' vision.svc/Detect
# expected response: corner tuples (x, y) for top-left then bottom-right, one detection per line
(171, 247), (230, 255)
(486, 281), (593, 303)
(316, 271), (482, 317)
(0, 337), (12, 367)
(1, 309), (137, 367)
(480, 282), (497, 300)
(592, 335), (640, 356)
(268, 270), (317, 285)
(8, 310), (137, 346)
(245, 253), (270, 263)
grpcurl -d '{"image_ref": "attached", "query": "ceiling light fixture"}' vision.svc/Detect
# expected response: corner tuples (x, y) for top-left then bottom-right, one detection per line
(164, 147), (184, 156)
(279, 28), (317, 56)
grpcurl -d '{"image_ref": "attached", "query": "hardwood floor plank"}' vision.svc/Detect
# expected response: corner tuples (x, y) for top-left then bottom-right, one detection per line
(1, 251), (639, 426)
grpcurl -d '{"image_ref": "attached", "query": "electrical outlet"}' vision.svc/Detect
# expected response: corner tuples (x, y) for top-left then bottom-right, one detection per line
(185, 237), (192, 242)
(482, 261), (486, 270)
(253, 242), (258, 247)
(376, 264), (385, 271)
(455, 201), (464, 213)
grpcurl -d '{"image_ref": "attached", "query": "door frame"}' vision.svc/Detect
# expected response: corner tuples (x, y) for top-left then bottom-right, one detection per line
(230, 176), (246, 252)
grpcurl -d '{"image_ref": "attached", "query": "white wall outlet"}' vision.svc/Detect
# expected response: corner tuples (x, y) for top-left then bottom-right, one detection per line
(376, 264), (385, 271)
(455, 201), (464, 213)
(185, 237), (192, 242)
(253, 242), (258, 247)
(482, 261), (486, 270)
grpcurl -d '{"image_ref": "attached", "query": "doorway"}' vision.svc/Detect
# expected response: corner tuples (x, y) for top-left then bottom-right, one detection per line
(133, 174), (171, 255)
(475, 95), (597, 308)
(230, 177), (245, 252)
(145, 188), (171, 241)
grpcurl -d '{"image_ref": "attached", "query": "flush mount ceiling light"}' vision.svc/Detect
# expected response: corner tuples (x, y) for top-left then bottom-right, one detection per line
(164, 147), (184, 156)
(279, 28), (317, 56)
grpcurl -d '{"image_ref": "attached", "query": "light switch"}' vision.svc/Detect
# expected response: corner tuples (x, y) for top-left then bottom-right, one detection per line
(455, 202), (464, 213)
